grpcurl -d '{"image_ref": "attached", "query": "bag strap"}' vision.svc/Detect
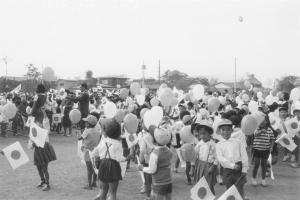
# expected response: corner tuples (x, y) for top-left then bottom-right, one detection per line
(105, 142), (112, 159)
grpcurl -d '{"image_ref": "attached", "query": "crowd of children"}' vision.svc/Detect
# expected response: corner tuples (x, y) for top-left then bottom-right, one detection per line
(1, 84), (300, 200)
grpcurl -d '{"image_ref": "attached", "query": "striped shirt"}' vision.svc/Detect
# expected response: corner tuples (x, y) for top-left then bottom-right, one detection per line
(253, 128), (275, 151)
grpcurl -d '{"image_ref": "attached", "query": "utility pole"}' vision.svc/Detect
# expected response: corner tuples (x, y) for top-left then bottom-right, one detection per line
(142, 62), (146, 88)
(234, 57), (237, 92)
(2, 56), (8, 78)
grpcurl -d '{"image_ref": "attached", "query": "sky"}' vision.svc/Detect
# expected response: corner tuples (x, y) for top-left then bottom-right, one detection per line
(0, 0), (299, 88)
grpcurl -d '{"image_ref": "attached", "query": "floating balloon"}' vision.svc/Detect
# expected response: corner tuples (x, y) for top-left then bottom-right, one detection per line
(128, 103), (136, 113)
(104, 101), (117, 118)
(114, 110), (126, 123)
(242, 94), (250, 102)
(120, 88), (129, 99)
(69, 109), (81, 124)
(3, 103), (17, 120)
(154, 128), (171, 146)
(159, 88), (174, 107)
(130, 82), (141, 96)
(241, 115), (258, 135)
(180, 143), (196, 162)
(265, 95), (275, 106)
(251, 111), (266, 126)
(207, 97), (220, 113)
(140, 108), (149, 119)
(248, 101), (258, 113)
(124, 113), (139, 134)
(192, 84), (205, 100)
(180, 125), (194, 143)
(290, 88), (300, 102)
(143, 106), (163, 129)
(135, 94), (145, 106)
(150, 97), (159, 107)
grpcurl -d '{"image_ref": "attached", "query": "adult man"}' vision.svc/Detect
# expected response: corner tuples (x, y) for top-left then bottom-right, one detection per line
(74, 83), (90, 132)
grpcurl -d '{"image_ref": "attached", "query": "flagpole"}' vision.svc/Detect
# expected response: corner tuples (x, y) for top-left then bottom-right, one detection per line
(234, 57), (237, 92)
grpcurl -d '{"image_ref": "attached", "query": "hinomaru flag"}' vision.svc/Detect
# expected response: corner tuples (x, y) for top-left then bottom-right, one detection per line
(191, 177), (215, 200)
(29, 123), (48, 148)
(2, 141), (29, 170)
(125, 131), (138, 149)
(284, 117), (300, 138)
(276, 133), (297, 152)
(218, 185), (243, 200)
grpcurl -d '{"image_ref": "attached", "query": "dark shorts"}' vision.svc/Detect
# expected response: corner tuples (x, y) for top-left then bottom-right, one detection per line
(152, 183), (172, 195)
(253, 149), (270, 159)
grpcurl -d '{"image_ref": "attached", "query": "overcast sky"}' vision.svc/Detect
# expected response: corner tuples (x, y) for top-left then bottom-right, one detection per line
(0, 0), (299, 87)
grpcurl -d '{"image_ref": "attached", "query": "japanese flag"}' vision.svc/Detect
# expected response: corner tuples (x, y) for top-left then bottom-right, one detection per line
(284, 117), (300, 138)
(218, 185), (243, 200)
(29, 123), (48, 148)
(125, 131), (138, 148)
(2, 141), (29, 170)
(191, 177), (215, 200)
(25, 116), (35, 127)
(276, 133), (297, 152)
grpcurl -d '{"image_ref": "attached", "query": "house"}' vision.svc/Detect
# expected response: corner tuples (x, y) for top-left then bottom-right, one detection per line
(214, 82), (245, 93)
(0, 76), (27, 81)
(97, 75), (129, 88)
(131, 78), (161, 90)
(56, 79), (82, 90)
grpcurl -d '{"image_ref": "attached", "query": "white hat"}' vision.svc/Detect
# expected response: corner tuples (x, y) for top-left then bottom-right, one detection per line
(292, 101), (300, 113)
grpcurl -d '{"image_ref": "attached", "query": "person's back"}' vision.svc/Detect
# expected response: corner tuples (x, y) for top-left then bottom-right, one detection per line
(82, 127), (101, 151)
(152, 147), (173, 186)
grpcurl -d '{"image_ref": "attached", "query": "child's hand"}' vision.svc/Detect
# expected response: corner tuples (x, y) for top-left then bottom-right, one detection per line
(0, 150), (4, 156)
(137, 165), (143, 171)
(233, 164), (241, 170)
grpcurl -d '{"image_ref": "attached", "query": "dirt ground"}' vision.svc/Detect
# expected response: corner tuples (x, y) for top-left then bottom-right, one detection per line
(1, 133), (300, 200)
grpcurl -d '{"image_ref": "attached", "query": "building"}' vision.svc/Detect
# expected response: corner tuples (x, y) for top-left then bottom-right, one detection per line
(0, 76), (28, 81)
(131, 78), (161, 90)
(97, 75), (129, 88)
(56, 79), (82, 90)
(213, 82), (245, 93)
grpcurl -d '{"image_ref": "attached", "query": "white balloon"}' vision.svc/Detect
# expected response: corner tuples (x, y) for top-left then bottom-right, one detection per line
(248, 101), (258, 113)
(192, 84), (205, 100)
(265, 95), (275, 106)
(104, 101), (117, 118)
(257, 91), (263, 99)
(143, 106), (163, 129)
(135, 94), (145, 106)
(218, 96), (226, 105)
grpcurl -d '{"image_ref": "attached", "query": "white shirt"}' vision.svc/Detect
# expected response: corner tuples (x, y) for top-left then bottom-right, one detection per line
(216, 137), (249, 173)
(92, 137), (125, 162)
(194, 139), (218, 165)
(231, 128), (247, 149)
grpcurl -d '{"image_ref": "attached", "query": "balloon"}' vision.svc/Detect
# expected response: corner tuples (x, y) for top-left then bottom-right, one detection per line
(130, 82), (141, 96)
(235, 96), (242, 104)
(251, 111), (266, 126)
(257, 92), (263, 99)
(3, 103), (17, 119)
(104, 101), (117, 118)
(170, 98), (178, 107)
(140, 108), (149, 119)
(265, 95), (275, 106)
(159, 88), (174, 107)
(218, 96), (226, 105)
(192, 84), (205, 100)
(290, 87), (300, 102)
(150, 97), (159, 107)
(140, 88), (149, 96)
(154, 128), (171, 146)
(241, 115), (258, 135)
(143, 106), (163, 129)
(135, 94), (145, 106)
(244, 80), (251, 90)
(114, 109), (126, 123)
(69, 109), (81, 124)
(120, 88), (129, 99)
(128, 103), (136, 113)
(180, 125), (194, 143)
(242, 94), (250, 102)
(180, 143), (196, 162)
(248, 101), (258, 113)
(124, 113), (139, 134)
(207, 97), (220, 113)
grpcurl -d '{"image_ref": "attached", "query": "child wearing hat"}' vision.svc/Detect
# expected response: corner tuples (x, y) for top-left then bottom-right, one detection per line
(290, 103), (300, 168)
(78, 115), (101, 189)
(216, 119), (249, 200)
(251, 115), (275, 187)
(91, 118), (128, 200)
(193, 120), (218, 194)
(138, 127), (173, 200)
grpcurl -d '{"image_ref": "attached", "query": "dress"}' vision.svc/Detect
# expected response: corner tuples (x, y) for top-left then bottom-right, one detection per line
(34, 142), (57, 166)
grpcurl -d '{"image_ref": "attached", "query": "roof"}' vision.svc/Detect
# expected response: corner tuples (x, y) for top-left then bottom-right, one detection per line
(0, 76), (27, 81)
(215, 82), (245, 89)
(97, 75), (128, 79)
(57, 79), (82, 83)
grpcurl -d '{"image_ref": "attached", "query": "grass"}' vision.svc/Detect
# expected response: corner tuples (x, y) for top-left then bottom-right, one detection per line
(0, 132), (300, 200)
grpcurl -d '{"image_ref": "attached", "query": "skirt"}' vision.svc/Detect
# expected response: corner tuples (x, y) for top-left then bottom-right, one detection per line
(152, 183), (172, 195)
(194, 159), (217, 187)
(253, 149), (270, 159)
(34, 142), (57, 166)
(98, 158), (122, 182)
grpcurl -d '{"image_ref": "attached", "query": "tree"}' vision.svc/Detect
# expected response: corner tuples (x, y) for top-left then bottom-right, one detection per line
(85, 70), (97, 88)
(42, 66), (56, 82)
(276, 76), (300, 93)
(86, 70), (93, 80)
(26, 64), (41, 81)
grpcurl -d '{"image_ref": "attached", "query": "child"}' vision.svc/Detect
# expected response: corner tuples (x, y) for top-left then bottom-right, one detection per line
(91, 118), (127, 200)
(138, 127), (173, 200)
(139, 125), (155, 199)
(193, 120), (218, 194)
(62, 95), (73, 137)
(251, 115), (275, 187)
(78, 115), (101, 189)
(290, 103), (300, 168)
(216, 119), (249, 200)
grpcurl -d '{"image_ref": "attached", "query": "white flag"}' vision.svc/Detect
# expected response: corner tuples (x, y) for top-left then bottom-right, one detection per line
(10, 84), (21, 93)
(284, 117), (300, 138)
(120, 161), (127, 178)
(218, 185), (243, 200)
(125, 131), (138, 148)
(77, 140), (85, 165)
(191, 177), (215, 200)
(2, 141), (29, 170)
(276, 133), (297, 152)
(29, 123), (48, 148)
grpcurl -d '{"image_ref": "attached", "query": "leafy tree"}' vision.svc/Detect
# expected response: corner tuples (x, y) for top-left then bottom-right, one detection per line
(276, 76), (300, 93)
(86, 70), (93, 80)
(42, 66), (56, 82)
(26, 64), (41, 81)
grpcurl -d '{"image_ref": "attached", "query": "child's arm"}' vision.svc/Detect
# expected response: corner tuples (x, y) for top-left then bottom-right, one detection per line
(140, 152), (158, 174)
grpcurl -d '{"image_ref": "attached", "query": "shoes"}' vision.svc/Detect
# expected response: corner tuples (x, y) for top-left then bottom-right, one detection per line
(185, 180), (192, 185)
(290, 155), (296, 162)
(42, 184), (50, 191)
(173, 168), (178, 173)
(290, 163), (300, 168)
(37, 182), (45, 188)
(91, 182), (97, 187)
(282, 155), (290, 162)
(251, 178), (257, 187)
(83, 185), (93, 190)
(261, 179), (267, 187)
(140, 185), (146, 194)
